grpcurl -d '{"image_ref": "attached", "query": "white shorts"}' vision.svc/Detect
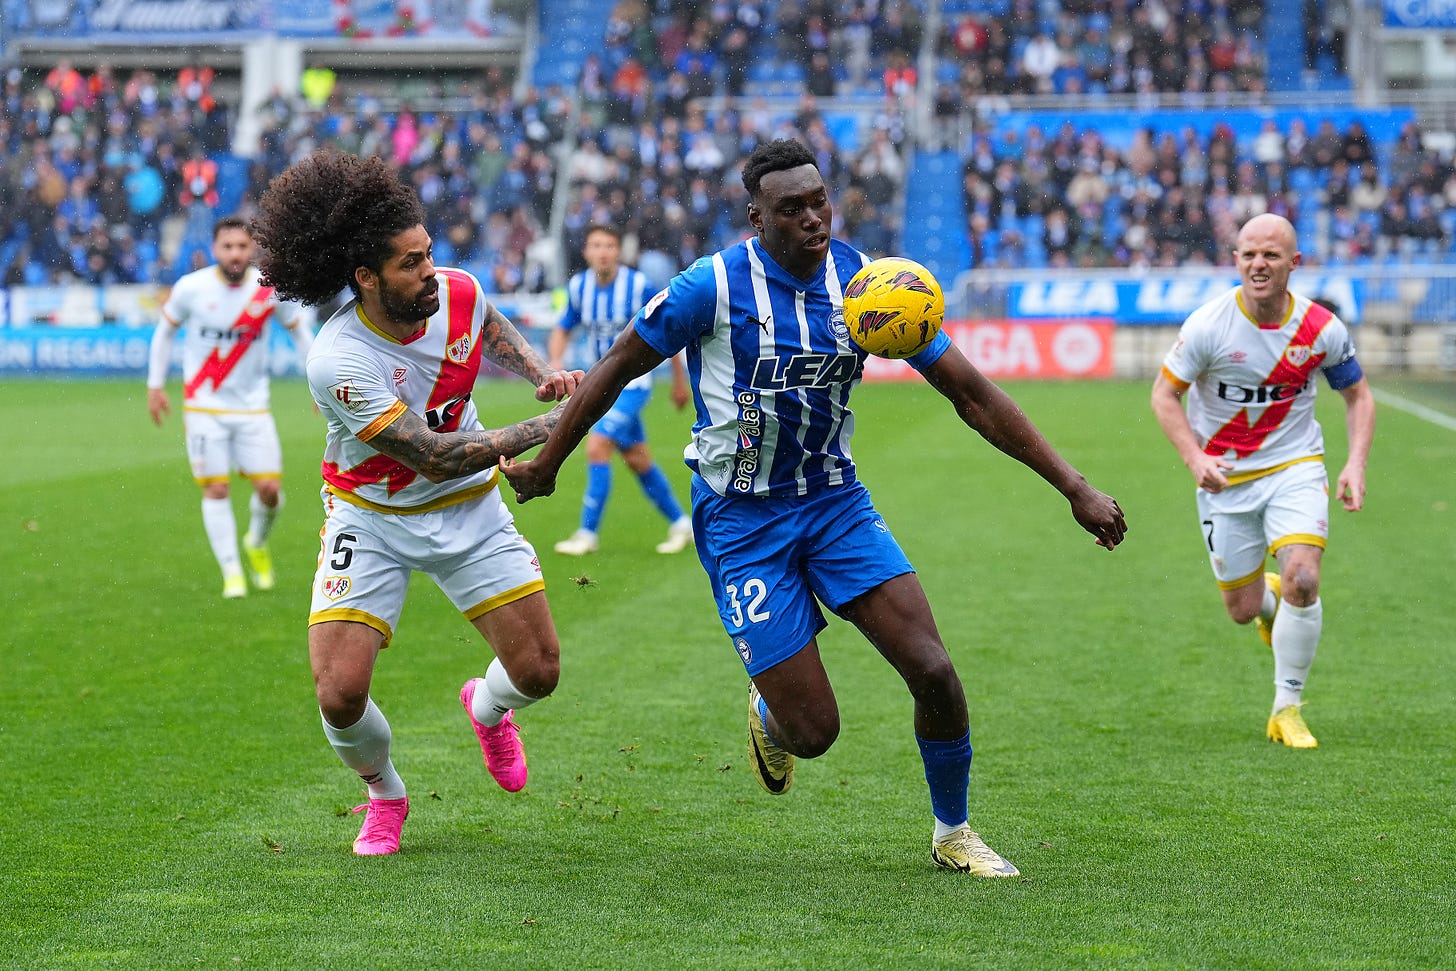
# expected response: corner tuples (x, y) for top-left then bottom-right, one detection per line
(308, 486), (545, 646)
(182, 410), (282, 485)
(1194, 459), (1330, 590)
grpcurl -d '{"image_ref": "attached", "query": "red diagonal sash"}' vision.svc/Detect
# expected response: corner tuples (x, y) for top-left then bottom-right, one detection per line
(323, 272), (481, 498)
(424, 268), (483, 433)
(184, 286), (276, 399)
(1204, 301), (1333, 459)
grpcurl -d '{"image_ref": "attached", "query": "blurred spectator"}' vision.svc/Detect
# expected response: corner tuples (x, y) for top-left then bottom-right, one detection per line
(853, 126), (904, 208)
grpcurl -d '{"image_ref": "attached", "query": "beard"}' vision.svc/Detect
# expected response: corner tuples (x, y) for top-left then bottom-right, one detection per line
(379, 278), (440, 324)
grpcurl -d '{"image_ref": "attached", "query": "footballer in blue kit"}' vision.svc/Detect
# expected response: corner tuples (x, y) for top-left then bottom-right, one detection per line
(548, 224), (694, 557)
(502, 139), (1128, 876)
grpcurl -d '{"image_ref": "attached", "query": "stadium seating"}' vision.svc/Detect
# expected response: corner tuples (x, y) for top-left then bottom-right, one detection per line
(2, 0), (1452, 294)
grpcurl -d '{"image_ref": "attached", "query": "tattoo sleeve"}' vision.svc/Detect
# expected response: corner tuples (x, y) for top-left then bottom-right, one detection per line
(369, 403), (565, 483)
(480, 303), (549, 385)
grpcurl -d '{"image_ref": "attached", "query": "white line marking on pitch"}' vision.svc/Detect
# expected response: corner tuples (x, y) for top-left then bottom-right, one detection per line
(1373, 389), (1456, 431)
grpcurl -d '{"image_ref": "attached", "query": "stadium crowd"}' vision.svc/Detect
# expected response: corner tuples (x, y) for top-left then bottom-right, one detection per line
(1, 0), (1453, 293)
(959, 115), (1456, 269)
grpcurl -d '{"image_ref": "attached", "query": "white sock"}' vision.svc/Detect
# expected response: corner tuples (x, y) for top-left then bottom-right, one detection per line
(1260, 584), (1279, 623)
(322, 698), (406, 800)
(201, 497), (242, 578)
(933, 818), (964, 840)
(1272, 598), (1321, 712)
(471, 657), (538, 727)
(247, 491), (282, 548)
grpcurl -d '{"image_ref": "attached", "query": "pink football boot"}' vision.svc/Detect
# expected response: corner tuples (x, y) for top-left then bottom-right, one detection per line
(460, 678), (528, 792)
(351, 797), (409, 856)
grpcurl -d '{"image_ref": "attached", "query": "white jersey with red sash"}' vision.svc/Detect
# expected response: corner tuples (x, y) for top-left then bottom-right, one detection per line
(306, 266), (500, 514)
(162, 264), (304, 413)
(1161, 287), (1358, 485)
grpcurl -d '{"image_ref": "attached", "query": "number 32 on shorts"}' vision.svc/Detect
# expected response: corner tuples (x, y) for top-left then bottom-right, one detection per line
(726, 579), (771, 626)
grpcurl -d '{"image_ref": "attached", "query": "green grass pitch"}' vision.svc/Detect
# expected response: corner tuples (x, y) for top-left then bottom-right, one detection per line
(3, 375), (1452, 969)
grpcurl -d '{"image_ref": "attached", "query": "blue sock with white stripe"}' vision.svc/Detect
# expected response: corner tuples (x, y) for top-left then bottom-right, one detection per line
(581, 463), (611, 532)
(637, 464), (686, 522)
(917, 731), (972, 829)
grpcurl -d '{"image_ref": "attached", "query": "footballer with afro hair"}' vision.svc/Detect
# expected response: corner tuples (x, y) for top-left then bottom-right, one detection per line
(253, 151), (426, 307)
(258, 150), (586, 859)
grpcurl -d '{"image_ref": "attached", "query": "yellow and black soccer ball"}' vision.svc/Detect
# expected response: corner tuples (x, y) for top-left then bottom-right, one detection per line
(841, 257), (945, 359)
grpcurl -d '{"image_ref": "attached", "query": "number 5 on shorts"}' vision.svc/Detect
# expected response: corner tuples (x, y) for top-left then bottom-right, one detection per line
(330, 533), (358, 570)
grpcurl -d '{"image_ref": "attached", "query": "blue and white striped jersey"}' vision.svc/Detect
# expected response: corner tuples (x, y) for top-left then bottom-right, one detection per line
(561, 264), (653, 391)
(633, 237), (952, 498)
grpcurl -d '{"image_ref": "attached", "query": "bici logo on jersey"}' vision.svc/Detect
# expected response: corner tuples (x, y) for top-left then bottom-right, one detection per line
(1216, 380), (1309, 404)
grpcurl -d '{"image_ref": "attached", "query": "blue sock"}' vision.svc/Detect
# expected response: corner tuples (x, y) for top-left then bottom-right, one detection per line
(757, 694), (781, 748)
(637, 464), (686, 522)
(916, 731), (972, 828)
(581, 463), (611, 532)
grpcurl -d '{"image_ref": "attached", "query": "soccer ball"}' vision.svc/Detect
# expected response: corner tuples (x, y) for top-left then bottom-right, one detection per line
(841, 257), (945, 359)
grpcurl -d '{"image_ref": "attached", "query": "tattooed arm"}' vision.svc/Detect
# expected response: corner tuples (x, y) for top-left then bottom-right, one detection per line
(368, 400), (567, 483)
(482, 302), (583, 402)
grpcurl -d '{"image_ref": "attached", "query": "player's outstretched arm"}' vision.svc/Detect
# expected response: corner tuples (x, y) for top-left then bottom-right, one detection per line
(369, 402), (567, 484)
(501, 325), (665, 502)
(669, 352), (691, 410)
(1150, 371), (1233, 492)
(482, 303), (583, 401)
(923, 345), (1127, 550)
(145, 319), (177, 426)
(1335, 376), (1375, 512)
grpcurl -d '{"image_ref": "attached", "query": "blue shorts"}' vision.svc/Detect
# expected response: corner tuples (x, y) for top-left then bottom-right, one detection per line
(690, 476), (914, 676)
(591, 385), (651, 449)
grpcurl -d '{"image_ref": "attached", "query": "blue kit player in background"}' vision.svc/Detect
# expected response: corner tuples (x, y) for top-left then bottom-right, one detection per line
(549, 224), (694, 556)
(502, 139), (1128, 876)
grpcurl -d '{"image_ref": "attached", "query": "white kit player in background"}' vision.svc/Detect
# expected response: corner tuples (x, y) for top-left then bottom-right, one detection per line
(147, 215), (315, 600)
(1151, 213), (1375, 749)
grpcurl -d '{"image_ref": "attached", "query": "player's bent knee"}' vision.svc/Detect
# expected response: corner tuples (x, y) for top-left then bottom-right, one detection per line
(315, 680), (371, 726)
(901, 650), (960, 695)
(1285, 570), (1320, 606)
(1227, 604), (1261, 625)
(504, 650), (560, 699)
(793, 720), (839, 759)
(779, 709), (839, 759)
